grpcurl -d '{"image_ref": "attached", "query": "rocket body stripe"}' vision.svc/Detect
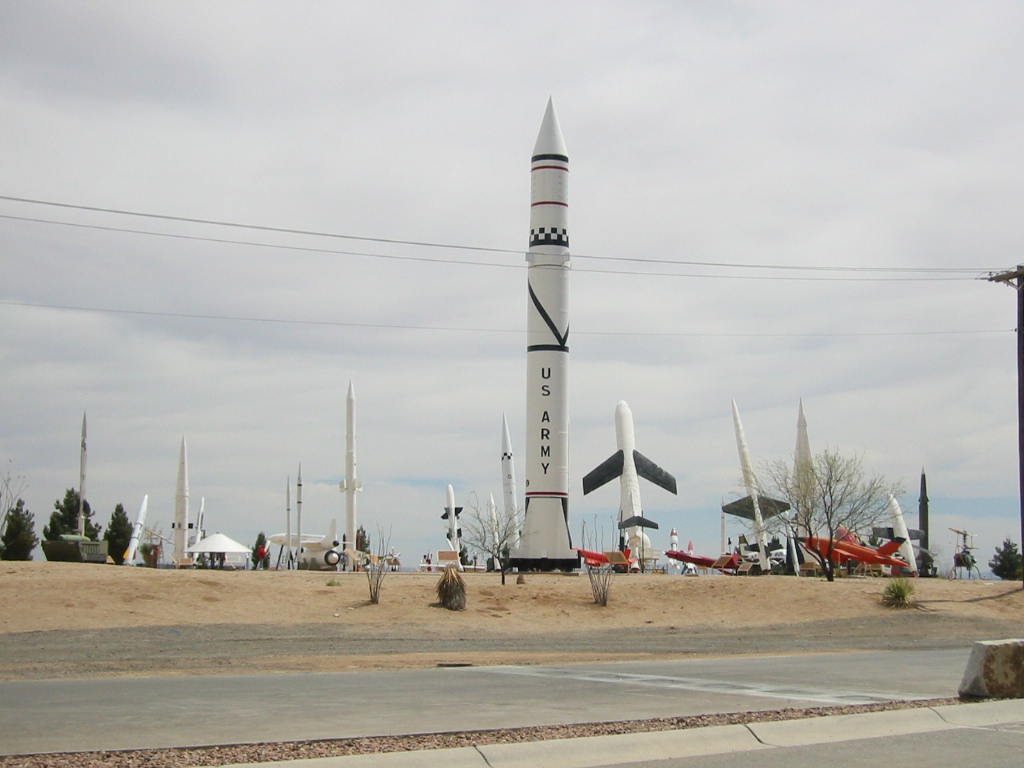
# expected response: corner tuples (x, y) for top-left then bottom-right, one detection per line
(511, 99), (577, 570)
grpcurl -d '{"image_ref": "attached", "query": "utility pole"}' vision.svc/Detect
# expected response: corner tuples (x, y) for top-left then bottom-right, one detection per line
(987, 266), (1024, 589)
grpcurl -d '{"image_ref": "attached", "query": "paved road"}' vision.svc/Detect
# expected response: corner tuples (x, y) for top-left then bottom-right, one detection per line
(0, 649), (968, 755)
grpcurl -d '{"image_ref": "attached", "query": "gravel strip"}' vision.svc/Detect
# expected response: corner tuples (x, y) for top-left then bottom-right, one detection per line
(1, 697), (963, 768)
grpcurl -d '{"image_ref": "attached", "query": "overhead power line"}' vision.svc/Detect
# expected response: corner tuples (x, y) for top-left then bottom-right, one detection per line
(0, 299), (1007, 338)
(0, 195), (992, 277)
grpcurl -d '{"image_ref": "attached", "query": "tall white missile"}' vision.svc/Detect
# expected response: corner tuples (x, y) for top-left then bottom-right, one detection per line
(124, 494), (148, 565)
(76, 412), (87, 536)
(488, 492), (499, 554)
(731, 400), (771, 572)
(340, 381), (361, 562)
(284, 475), (292, 569)
(296, 464), (303, 568)
(173, 437), (190, 562)
(500, 414), (520, 548)
(511, 98), (577, 571)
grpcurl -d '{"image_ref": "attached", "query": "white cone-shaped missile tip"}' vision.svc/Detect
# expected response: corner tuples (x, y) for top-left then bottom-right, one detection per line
(795, 399), (812, 469)
(502, 414), (512, 453)
(348, 380), (355, 400)
(533, 97), (567, 157)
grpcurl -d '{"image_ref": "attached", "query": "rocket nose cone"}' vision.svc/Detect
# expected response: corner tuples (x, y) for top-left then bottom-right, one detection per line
(533, 98), (568, 157)
(347, 381), (355, 399)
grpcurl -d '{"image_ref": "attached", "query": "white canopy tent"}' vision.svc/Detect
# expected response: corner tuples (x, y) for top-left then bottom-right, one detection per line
(186, 532), (251, 568)
(186, 532), (250, 554)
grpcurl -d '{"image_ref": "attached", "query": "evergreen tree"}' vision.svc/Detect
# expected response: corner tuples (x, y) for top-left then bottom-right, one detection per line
(988, 538), (1023, 581)
(1, 499), (38, 560)
(104, 503), (133, 565)
(251, 532), (270, 569)
(356, 525), (370, 553)
(43, 489), (100, 541)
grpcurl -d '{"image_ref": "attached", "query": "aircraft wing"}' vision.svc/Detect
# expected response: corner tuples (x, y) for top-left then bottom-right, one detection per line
(582, 451), (624, 495)
(632, 450), (677, 494)
(721, 495), (791, 521)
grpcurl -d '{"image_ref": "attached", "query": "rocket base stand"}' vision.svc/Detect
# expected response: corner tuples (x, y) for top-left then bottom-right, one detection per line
(509, 499), (579, 572)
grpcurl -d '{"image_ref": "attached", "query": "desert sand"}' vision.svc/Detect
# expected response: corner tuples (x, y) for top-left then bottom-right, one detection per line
(1, 561), (1021, 680)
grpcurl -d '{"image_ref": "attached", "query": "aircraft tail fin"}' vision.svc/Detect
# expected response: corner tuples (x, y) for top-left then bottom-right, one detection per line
(582, 450), (624, 495)
(877, 537), (906, 556)
(632, 450), (677, 494)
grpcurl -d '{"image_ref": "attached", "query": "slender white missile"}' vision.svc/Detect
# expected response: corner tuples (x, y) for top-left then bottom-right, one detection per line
(173, 437), (190, 562)
(488, 492), (499, 555)
(582, 401), (677, 556)
(284, 475), (292, 569)
(791, 400), (813, 577)
(296, 463), (303, 568)
(339, 381), (361, 567)
(511, 98), (577, 571)
(500, 414), (520, 548)
(194, 497), (205, 547)
(124, 494), (148, 565)
(887, 494), (918, 574)
(441, 484), (463, 569)
(731, 400), (771, 571)
(77, 412), (87, 536)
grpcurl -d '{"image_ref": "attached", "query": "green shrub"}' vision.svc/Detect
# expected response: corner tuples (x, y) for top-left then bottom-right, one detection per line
(881, 578), (915, 608)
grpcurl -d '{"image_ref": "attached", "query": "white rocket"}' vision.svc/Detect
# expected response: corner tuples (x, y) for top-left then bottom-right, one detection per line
(284, 475), (292, 568)
(886, 495), (918, 574)
(172, 437), (189, 562)
(124, 494), (148, 565)
(441, 484), (463, 568)
(731, 400), (771, 571)
(77, 412), (87, 536)
(500, 414), (520, 548)
(511, 98), (577, 571)
(296, 463), (303, 565)
(340, 381), (361, 557)
(582, 401), (677, 555)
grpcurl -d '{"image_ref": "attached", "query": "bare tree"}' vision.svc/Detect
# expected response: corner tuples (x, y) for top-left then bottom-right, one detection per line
(461, 492), (519, 584)
(764, 448), (901, 581)
(365, 527), (393, 604)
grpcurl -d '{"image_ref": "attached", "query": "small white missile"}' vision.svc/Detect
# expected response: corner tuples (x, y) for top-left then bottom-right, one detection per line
(124, 494), (148, 565)
(500, 414), (519, 548)
(441, 484), (463, 569)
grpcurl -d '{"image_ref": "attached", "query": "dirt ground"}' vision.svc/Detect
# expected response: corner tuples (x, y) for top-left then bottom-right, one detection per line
(1, 561), (1021, 680)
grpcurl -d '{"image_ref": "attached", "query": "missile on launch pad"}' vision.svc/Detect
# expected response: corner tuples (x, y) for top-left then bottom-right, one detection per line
(510, 99), (578, 572)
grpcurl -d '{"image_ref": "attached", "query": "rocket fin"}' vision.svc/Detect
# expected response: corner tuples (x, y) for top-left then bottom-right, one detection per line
(582, 451), (624, 495)
(632, 450), (677, 494)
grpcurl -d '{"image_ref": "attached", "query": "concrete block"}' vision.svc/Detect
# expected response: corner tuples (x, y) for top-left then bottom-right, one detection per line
(958, 639), (1024, 699)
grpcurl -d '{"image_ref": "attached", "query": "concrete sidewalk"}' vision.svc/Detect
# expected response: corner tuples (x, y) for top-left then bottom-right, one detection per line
(224, 699), (1024, 768)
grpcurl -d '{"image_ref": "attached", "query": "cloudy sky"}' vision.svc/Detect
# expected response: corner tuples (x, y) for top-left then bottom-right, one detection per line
(2, 1), (1021, 572)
